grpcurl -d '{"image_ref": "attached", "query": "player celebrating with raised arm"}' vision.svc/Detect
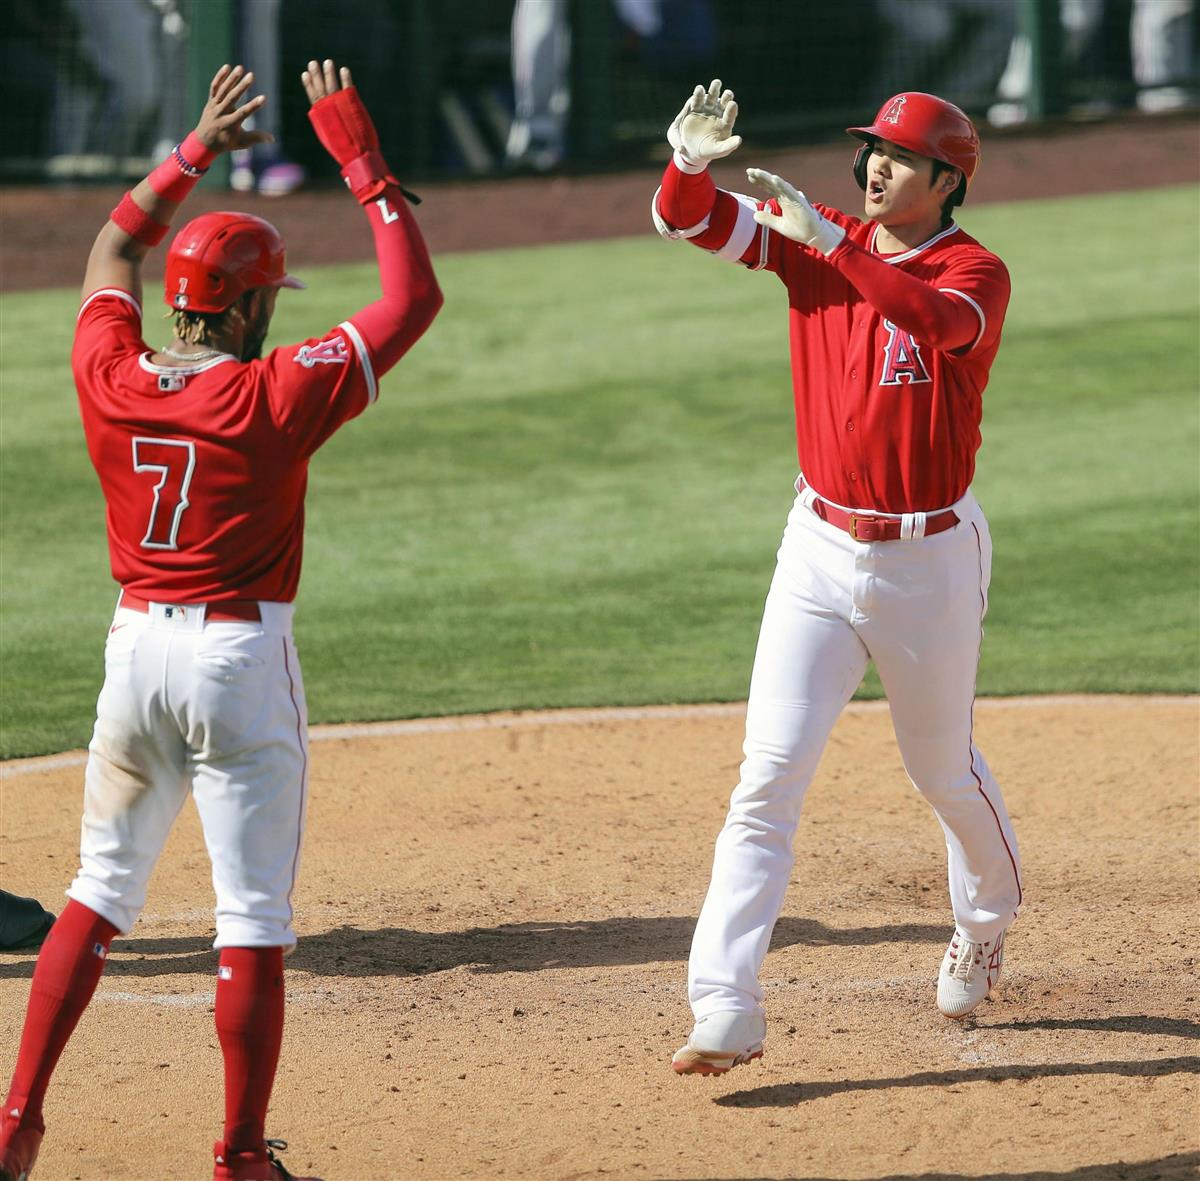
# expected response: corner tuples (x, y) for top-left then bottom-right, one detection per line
(0, 60), (441, 1181)
(653, 84), (1023, 1076)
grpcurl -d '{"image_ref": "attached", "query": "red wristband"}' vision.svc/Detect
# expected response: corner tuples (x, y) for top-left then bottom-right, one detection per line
(147, 132), (216, 202)
(178, 131), (217, 172)
(110, 192), (169, 246)
(341, 153), (422, 206)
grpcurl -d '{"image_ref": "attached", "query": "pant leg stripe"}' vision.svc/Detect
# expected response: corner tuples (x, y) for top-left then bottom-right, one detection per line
(282, 637), (308, 926)
(970, 522), (1023, 908)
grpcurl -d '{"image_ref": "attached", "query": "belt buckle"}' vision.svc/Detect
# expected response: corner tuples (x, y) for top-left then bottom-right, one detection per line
(848, 513), (864, 541)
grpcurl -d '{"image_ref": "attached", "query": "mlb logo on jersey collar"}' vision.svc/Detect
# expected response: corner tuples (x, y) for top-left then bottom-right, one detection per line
(159, 372), (187, 392)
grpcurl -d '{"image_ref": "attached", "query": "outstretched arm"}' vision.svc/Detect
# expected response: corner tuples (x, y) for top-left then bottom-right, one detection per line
(748, 168), (982, 351)
(655, 79), (740, 233)
(303, 60), (442, 377)
(81, 65), (271, 306)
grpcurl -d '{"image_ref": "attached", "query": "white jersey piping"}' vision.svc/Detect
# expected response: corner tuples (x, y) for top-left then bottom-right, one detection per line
(78, 288), (142, 320)
(869, 221), (961, 264)
(940, 287), (988, 352)
(339, 319), (378, 405)
(137, 352), (237, 376)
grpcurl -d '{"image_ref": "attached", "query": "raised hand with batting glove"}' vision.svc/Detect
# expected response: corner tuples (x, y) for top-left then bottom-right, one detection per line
(667, 79), (742, 170)
(746, 168), (847, 256)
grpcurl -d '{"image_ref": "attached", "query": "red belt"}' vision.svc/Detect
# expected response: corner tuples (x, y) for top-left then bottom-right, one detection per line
(119, 591), (261, 623)
(800, 482), (959, 542)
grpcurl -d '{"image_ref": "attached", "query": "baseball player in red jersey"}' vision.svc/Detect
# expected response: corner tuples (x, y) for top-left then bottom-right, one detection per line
(654, 83), (1023, 1075)
(0, 60), (441, 1180)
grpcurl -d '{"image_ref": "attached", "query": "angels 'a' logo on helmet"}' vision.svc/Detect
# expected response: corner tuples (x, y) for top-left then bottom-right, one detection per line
(881, 95), (907, 124)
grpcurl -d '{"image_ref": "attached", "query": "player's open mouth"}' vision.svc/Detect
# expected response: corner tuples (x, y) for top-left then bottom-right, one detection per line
(868, 179), (886, 200)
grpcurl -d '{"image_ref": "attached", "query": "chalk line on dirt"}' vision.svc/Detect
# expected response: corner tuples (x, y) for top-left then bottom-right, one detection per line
(2, 695), (1194, 779)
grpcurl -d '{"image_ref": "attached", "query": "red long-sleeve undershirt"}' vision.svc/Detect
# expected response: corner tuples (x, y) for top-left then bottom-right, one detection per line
(657, 159), (980, 352)
(347, 184), (444, 375)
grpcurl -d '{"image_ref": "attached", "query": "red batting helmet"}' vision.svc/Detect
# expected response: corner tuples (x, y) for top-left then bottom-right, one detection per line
(847, 92), (981, 206)
(164, 211), (305, 313)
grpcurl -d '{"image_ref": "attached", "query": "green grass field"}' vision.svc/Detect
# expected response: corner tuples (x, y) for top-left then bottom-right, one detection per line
(2, 184), (1197, 758)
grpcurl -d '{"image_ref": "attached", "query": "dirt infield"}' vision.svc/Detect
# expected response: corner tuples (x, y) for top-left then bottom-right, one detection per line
(1, 696), (1197, 1180)
(1, 113), (1197, 291)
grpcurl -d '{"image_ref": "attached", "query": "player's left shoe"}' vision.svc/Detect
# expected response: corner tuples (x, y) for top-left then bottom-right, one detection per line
(0, 1105), (44, 1181)
(937, 928), (1005, 1018)
(213, 1139), (322, 1181)
(672, 1011), (766, 1075)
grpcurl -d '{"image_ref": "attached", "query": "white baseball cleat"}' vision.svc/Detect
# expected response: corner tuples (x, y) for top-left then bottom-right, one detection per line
(938, 929), (1005, 1019)
(672, 1011), (766, 1075)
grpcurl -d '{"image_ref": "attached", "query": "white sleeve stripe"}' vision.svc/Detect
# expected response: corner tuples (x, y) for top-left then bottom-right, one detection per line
(78, 288), (142, 321)
(714, 195), (758, 262)
(338, 319), (378, 405)
(651, 186), (712, 240)
(940, 287), (987, 351)
(753, 222), (771, 271)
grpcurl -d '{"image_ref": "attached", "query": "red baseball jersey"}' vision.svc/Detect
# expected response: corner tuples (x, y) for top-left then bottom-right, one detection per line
(655, 170), (1011, 513)
(72, 288), (379, 603)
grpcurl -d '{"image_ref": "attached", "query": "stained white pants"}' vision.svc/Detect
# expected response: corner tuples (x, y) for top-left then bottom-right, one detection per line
(68, 600), (309, 949)
(689, 486), (1023, 1018)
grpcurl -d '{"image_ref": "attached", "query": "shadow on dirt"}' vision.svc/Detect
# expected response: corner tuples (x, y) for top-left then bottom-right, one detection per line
(0, 915), (948, 978)
(678, 1149), (1200, 1180)
(714, 1056), (1200, 1108)
(984, 1015), (1200, 1040)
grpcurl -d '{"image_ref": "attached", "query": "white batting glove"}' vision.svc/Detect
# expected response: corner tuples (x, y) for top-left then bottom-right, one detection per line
(747, 168), (846, 256)
(667, 79), (743, 171)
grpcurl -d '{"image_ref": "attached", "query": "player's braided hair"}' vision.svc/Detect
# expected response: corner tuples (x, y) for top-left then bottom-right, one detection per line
(172, 308), (229, 345)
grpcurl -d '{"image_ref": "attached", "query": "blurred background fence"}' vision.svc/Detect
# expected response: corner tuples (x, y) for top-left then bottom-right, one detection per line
(1, 0), (1195, 190)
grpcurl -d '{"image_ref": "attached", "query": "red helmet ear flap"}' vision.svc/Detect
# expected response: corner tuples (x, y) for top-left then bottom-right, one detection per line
(852, 142), (872, 192)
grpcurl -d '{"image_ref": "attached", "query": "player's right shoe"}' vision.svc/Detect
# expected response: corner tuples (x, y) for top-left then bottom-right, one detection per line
(213, 1139), (323, 1181)
(937, 928), (1005, 1018)
(671, 1011), (766, 1075)
(0, 1106), (44, 1181)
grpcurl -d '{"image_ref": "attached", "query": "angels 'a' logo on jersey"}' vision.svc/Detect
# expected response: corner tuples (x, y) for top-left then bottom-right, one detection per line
(294, 337), (349, 368)
(879, 319), (932, 385)
(881, 95), (907, 124)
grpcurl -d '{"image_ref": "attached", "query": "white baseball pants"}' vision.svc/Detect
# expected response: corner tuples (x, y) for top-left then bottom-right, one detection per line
(68, 600), (309, 949)
(689, 485), (1023, 1019)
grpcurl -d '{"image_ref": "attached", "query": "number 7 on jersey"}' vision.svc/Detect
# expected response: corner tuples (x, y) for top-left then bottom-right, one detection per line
(132, 437), (196, 549)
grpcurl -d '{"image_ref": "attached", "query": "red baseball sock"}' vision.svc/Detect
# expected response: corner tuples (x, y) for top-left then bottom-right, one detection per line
(3, 898), (119, 1128)
(215, 946), (285, 1152)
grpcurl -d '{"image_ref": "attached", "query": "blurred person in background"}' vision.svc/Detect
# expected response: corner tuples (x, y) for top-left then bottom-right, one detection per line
(874, 0), (1017, 108)
(505, 0), (716, 172)
(230, 0), (307, 194)
(49, 0), (166, 168)
(989, 0), (1196, 125)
